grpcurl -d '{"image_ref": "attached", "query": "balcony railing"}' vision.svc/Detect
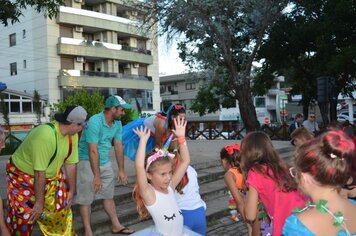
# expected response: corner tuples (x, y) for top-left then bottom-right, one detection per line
(60, 69), (152, 81)
(59, 37), (152, 56)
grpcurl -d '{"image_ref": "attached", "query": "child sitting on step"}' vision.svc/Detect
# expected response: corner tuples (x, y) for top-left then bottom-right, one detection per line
(132, 117), (201, 236)
(220, 143), (260, 236)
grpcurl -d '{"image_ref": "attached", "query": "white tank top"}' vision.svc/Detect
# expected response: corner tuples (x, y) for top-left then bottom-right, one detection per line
(145, 186), (183, 236)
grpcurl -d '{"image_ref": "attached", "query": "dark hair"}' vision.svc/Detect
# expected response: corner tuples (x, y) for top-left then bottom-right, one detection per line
(295, 113), (303, 119)
(240, 131), (297, 192)
(220, 145), (241, 172)
(167, 104), (186, 129)
(291, 127), (314, 141)
(295, 130), (356, 188)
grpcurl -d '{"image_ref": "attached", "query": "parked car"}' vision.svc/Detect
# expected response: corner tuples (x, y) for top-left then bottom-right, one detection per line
(339, 111), (356, 119)
(337, 114), (355, 123)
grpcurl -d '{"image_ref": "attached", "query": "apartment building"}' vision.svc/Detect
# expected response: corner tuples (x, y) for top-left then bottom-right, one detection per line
(0, 0), (160, 112)
(160, 73), (288, 124)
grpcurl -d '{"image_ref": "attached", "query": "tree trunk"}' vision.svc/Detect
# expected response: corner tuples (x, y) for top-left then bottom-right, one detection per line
(236, 84), (260, 132)
(318, 102), (329, 128)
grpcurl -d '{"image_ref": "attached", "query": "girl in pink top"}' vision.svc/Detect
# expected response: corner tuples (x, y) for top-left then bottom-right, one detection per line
(240, 131), (308, 236)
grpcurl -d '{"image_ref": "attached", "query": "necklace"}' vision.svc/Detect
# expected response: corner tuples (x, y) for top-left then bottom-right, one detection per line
(293, 200), (351, 235)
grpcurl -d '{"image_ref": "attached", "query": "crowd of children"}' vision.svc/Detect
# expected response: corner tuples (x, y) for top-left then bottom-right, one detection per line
(1, 102), (355, 236)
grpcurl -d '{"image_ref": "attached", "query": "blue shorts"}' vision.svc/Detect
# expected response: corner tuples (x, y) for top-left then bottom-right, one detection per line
(182, 206), (206, 236)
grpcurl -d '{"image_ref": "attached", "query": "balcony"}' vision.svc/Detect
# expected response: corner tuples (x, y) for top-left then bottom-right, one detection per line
(57, 6), (148, 38)
(58, 69), (154, 90)
(57, 37), (153, 64)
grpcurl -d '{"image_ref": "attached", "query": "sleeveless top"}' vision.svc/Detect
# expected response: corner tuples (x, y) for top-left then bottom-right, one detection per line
(228, 167), (244, 190)
(145, 186), (183, 236)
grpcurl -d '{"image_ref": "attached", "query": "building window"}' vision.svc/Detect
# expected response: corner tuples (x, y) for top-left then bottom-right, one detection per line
(255, 97), (266, 108)
(10, 62), (17, 76)
(160, 85), (166, 93)
(9, 33), (16, 47)
(22, 29), (26, 39)
(10, 101), (20, 113)
(23, 60), (26, 69)
(22, 102), (32, 113)
(185, 82), (196, 90)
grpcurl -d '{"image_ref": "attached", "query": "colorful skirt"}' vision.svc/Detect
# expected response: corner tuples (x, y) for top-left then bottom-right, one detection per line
(6, 158), (76, 236)
(122, 118), (156, 161)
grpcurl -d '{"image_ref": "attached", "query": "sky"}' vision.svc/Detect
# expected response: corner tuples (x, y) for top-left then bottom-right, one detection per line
(158, 36), (188, 76)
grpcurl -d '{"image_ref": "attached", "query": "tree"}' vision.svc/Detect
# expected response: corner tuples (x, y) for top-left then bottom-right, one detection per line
(33, 90), (42, 125)
(136, 0), (289, 131)
(255, 0), (356, 125)
(0, 0), (63, 26)
(0, 93), (10, 130)
(53, 90), (104, 118)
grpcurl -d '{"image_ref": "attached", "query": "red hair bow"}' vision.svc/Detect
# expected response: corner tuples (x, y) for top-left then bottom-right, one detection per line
(174, 105), (185, 110)
(224, 143), (240, 155)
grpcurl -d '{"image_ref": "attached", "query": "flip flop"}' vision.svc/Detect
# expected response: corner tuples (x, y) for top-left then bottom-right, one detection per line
(111, 227), (135, 235)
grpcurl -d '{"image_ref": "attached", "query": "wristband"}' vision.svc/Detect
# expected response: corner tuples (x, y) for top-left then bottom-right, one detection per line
(178, 137), (186, 145)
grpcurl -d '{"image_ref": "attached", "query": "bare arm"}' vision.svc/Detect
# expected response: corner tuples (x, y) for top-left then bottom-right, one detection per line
(154, 118), (166, 148)
(113, 140), (128, 185)
(224, 172), (245, 220)
(133, 126), (155, 205)
(170, 117), (190, 189)
(245, 185), (259, 224)
(88, 143), (101, 193)
(29, 170), (46, 223)
(64, 163), (76, 209)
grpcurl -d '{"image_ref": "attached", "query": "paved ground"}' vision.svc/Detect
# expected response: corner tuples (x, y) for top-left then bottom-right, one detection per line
(0, 140), (292, 236)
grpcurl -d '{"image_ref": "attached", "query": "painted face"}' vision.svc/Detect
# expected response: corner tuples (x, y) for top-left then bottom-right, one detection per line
(147, 162), (173, 192)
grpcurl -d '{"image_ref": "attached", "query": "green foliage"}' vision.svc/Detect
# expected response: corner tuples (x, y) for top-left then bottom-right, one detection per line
(133, 0), (290, 131)
(53, 90), (104, 118)
(0, 92), (10, 130)
(0, 0), (64, 26)
(33, 90), (41, 124)
(256, 0), (356, 114)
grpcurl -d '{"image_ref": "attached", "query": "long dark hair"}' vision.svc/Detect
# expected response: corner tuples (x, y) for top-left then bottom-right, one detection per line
(220, 144), (242, 172)
(240, 131), (297, 192)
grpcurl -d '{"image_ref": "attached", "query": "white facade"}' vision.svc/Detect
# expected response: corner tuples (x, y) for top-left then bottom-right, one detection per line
(0, 2), (160, 112)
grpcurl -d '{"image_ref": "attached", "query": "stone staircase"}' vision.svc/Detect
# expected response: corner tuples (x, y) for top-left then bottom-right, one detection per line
(68, 146), (295, 236)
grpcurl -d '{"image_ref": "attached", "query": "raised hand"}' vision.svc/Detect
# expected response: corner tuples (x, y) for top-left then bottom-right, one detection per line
(133, 126), (150, 141)
(172, 116), (187, 138)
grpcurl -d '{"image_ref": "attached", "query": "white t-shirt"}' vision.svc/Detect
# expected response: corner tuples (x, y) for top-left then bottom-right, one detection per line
(145, 186), (183, 236)
(175, 165), (207, 210)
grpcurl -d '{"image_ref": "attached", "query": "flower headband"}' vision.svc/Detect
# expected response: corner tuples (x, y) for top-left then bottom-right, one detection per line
(146, 134), (175, 171)
(224, 143), (240, 155)
(164, 104), (186, 128)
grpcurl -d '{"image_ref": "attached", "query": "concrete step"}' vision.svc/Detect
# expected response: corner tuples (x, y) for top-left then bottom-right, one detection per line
(99, 194), (231, 236)
(74, 178), (228, 235)
(71, 165), (225, 217)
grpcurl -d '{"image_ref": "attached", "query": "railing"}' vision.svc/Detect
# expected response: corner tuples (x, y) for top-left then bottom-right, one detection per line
(60, 69), (152, 81)
(186, 120), (355, 140)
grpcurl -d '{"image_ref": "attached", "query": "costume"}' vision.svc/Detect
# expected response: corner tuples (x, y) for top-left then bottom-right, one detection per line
(175, 166), (207, 235)
(282, 199), (356, 235)
(122, 114), (166, 161)
(6, 122), (78, 236)
(246, 166), (308, 236)
(76, 112), (122, 204)
(133, 185), (201, 236)
(226, 167), (245, 222)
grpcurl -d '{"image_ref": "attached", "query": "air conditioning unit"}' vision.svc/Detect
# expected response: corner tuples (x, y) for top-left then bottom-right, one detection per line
(75, 26), (83, 33)
(131, 11), (138, 16)
(133, 63), (139, 68)
(74, 0), (82, 3)
(76, 56), (84, 63)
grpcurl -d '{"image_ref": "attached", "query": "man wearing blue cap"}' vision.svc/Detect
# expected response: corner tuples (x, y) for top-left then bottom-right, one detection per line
(76, 95), (134, 235)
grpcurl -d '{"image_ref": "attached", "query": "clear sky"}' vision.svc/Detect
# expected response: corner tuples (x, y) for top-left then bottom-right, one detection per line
(158, 36), (188, 76)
